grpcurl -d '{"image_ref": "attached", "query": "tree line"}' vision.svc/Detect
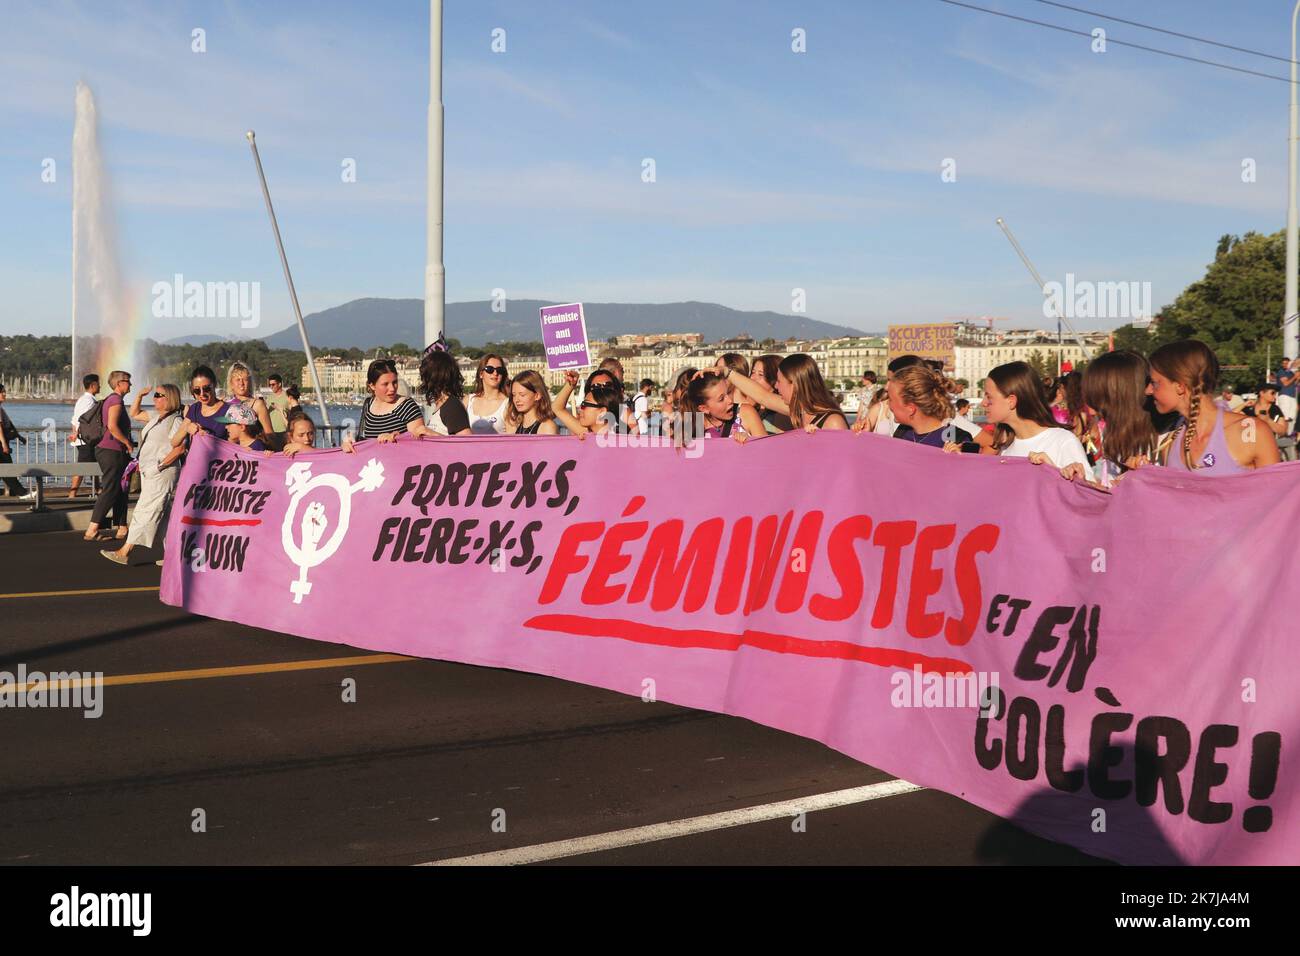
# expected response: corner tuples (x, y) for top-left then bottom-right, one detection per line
(1110, 229), (1290, 390)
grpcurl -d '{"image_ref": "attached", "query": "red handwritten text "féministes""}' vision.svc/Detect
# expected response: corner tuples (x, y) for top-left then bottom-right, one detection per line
(539, 496), (1000, 647)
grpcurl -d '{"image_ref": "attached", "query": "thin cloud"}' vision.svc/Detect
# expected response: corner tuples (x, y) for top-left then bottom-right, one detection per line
(448, 62), (579, 119)
(448, 163), (898, 226)
(571, 17), (642, 52)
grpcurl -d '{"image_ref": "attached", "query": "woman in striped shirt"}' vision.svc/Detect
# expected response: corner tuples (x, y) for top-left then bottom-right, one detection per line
(357, 359), (426, 442)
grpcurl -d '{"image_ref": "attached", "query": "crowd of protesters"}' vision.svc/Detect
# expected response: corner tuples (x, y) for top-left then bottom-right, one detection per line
(60, 360), (323, 568)
(340, 335), (1285, 489)
(58, 334), (1289, 569)
(844, 340), (1284, 483)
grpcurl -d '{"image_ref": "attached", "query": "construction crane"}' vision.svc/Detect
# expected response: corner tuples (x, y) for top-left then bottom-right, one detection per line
(995, 217), (1093, 376)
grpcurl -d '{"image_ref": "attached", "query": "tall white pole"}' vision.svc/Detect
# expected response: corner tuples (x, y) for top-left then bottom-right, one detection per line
(425, 0), (445, 350)
(246, 131), (331, 428)
(1288, 1), (1300, 361)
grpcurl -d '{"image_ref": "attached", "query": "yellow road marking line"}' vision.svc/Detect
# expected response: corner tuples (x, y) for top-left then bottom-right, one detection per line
(0, 586), (160, 600)
(0, 654), (413, 694)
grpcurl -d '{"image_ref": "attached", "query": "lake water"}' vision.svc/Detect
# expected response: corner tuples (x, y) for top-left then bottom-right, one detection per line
(0, 401), (362, 432)
(3, 401), (865, 438)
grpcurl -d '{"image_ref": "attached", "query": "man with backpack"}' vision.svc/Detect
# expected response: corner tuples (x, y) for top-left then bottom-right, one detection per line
(68, 373), (101, 498)
(83, 369), (134, 541)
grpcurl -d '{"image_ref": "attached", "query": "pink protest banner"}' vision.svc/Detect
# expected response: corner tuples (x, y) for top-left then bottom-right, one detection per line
(161, 430), (1296, 865)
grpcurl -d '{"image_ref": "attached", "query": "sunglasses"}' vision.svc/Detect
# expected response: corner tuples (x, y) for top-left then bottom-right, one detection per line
(153, 391), (164, 399)
(580, 401), (607, 410)
(482, 365), (505, 375)
(192, 385), (215, 395)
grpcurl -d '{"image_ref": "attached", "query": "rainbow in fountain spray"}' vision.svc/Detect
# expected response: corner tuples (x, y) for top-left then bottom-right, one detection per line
(72, 81), (145, 383)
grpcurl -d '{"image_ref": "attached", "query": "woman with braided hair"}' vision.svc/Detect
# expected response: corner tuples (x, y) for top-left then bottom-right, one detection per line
(1148, 340), (1278, 473)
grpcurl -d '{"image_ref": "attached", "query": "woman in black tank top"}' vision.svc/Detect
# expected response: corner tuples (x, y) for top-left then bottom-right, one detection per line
(505, 370), (560, 435)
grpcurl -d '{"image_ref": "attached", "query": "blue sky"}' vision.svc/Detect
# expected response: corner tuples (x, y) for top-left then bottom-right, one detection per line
(1, 0), (1296, 341)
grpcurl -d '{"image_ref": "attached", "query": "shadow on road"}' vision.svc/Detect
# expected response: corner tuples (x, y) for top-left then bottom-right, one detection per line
(0, 614), (194, 669)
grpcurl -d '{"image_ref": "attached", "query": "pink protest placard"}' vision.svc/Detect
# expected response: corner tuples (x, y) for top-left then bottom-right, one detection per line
(161, 430), (1298, 865)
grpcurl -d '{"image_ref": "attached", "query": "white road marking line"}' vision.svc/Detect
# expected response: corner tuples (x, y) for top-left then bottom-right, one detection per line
(420, 778), (924, 866)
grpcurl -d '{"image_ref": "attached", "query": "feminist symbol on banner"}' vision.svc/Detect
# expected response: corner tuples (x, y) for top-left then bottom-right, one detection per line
(281, 459), (385, 604)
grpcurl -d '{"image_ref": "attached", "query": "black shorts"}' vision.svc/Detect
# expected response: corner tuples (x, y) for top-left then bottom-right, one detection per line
(76, 444), (95, 463)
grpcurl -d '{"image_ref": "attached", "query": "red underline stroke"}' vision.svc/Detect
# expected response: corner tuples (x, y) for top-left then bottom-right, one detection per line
(180, 516), (263, 527)
(524, 614), (974, 674)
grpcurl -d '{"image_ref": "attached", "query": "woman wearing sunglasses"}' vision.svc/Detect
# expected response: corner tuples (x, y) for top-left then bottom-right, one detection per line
(543, 369), (614, 435)
(552, 367), (626, 433)
(173, 364), (230, 447)
(574, 382), (624, 436)
(467, 354), (511, 434)
(103, 384), (184, 566)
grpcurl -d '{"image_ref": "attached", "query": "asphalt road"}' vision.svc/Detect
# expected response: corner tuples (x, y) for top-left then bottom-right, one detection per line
(0, 529), (1104, 866)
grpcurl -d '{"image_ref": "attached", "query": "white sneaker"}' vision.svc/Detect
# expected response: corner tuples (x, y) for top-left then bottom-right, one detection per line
(18, 492), (37, 501)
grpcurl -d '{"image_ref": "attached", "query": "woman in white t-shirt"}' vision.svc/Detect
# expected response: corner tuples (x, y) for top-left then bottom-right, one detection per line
(982, 361), (1090, 471)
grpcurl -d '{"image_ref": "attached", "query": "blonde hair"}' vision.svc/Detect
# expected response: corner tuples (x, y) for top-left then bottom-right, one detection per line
(892, 365), (955, 422)
(156, 384), (182, 416)
(226, 361), (256, 399)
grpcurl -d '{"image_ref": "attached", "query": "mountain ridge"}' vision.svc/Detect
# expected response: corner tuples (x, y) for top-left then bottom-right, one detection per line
(257, 297), (872, 349)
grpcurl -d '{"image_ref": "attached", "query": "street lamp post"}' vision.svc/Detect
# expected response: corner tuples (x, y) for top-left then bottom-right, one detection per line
(425, 0), (445, 352)
(1287, 1), (1300, 361)
(246, 130), (331, 427)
